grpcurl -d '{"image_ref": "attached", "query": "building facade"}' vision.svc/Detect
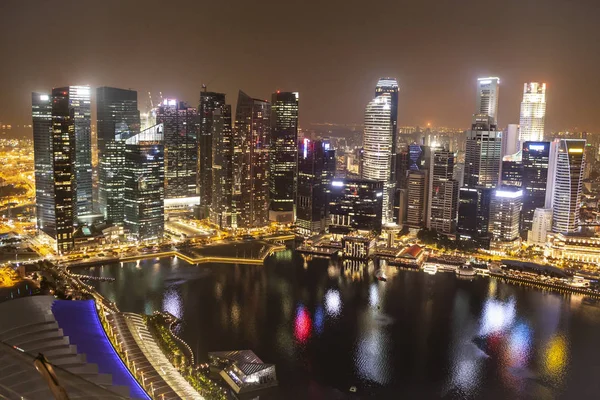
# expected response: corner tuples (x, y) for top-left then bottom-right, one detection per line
(464, 115), (502, 188)
(328, 178), (383, 234)
(123, 124), (165, 241)
(156, 99), (199, 201)
(406, 170), (428, 228)
(521, 141), (551, 233)
(199, 90), (226, 218)
(269, 91), (299, 223)
(550, 139), (586, 233)
(528, 208), (552, 246)
(234, 91), (271, 228)
(296, 139), (336, 236)
(427, 148), (459, 233)
(518, 82), (547, 144)
(210, 105), (236, 229)
(490, 187), (523, 243)
(476, 77), (500, 123)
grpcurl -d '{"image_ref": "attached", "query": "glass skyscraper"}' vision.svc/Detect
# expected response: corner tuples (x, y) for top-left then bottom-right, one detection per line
(476, 77), (500, 123)
(234, 91), (271, 228)
(96, 87), (140, 223)
(123, 124), (165, 241)
(156, 99), (199, 201)
(199, 90), (226, 219)
(464, 114), (502, 188)
(269, 91), (299, 223)
(210, 105), (236, 229)
(518, 82), (546, 144)
(427, 148), (459, 234)
(521, 141), (550, 233)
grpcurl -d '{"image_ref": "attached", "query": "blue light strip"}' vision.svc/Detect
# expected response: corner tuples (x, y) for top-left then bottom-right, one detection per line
(51, 300), (150, 399)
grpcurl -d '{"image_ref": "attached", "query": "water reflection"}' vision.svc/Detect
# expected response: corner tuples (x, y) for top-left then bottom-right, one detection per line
(294, 305), (312, 344)
(162, 286), (182, 319)
(324, 289), (341, 317)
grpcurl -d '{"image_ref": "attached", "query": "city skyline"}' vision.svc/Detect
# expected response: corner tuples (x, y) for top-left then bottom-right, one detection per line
(2, 1), (600, 133)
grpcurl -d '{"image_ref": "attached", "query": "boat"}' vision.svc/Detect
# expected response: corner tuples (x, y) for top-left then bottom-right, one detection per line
(423, 264), (438, 275)
(375, 269), (388, 282)
(455, 264), (477, 277)
(569, 276), (591, 288)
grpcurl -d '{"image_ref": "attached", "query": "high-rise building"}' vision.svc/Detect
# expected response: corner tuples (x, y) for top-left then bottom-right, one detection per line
(464, 114), (502, 188)
(51, 88), (77, 252)
(518, 82), (547, 144)
(521, 142), (551, 233)
(199, 90), (226, 219)
(528, 208), (552, 246)
(328, 178), (383, 234)
(427, 149), (459, 233)
(502, 124), (519, 158)
(490, 187), (523, 248)
(501, 158), (523, 188)
(122, 124), (165, 241)
(210, 105), (235, 229)
(406, 170), (428, 228)
(476, 77), (500, 123)
(457, 187), (493, 246)
(156, 99), (199, 201)
(408, 144), (430, 171)
(296, 138), (336, 236)
(234, 91), (271, 228)
(32, 93), (56, 242)
(375, 78), (399, 183)
(96, 87), (140, 223)
(269, 91), (299, 223)
(549, 139), (586, 233)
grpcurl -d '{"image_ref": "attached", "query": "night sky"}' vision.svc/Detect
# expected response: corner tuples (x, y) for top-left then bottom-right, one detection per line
(1, 0), (600, 132)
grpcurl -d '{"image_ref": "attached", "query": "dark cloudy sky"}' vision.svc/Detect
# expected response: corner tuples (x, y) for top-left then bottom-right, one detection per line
(1, 0), (599, 132)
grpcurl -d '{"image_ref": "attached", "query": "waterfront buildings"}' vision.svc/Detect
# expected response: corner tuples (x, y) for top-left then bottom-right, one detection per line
(269, 91), (299, 223)
(490, 187), (523, 250)
(296, 138), (336, 236)
(476, 77), (500, 123)
(328, 177), (383, 234)
(96, 87), (140, 223)
(406, 170), (428, 228)
(362, 92), (394, 223)
(210, 105), (236, 229)
(427, 148), (459, 234)
(528, 208), (553, 245)
(122, 124), (165, 241)
(208, 350), (277, 394)
(549, 139), (586, 233)
(199, 90), (226, 219)
(518, 82), (547, 144)
(521, 141), (551, 233)
(464, 114), (502, 188)
(547, 232), (600, 264)
(156, 99), (199, 203)
(234, 91), (271, 228)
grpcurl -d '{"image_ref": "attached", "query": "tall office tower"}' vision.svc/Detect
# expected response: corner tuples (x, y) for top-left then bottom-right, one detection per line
(123, 124), (165, 241)
(328, 177), (383, 234)
(96, 87), (140, 223)
(457, 187), (493, 245)
(234, 91), (271, 228)
(464, 114), (502, 188)
(476, 77), (500, 123)
(32, 93), (56, 241)
(156, 99), (199, 201)
(427, 149), (459, 234)
(490, 187), (523, 245)
(296, 138), (336, 236)
(583, 144), (596, 179)
(375, 78), (399, 183)
(51, 86), (93, 218)
(199, 90), (226, 219)
(395, 150), (410, 189)
(528, 208), (553, 245)
(362, 92), (394, 223)
(408, 143), (430, 171)
(549, 139), (586, 233)
(210, 105), (235, 229)
(502, 124), (519, 157)
(518, 83), (547, 144)
(269, 91), (299, 223)
(51, 88), (77, 252)
(520, 142), (551, 233)
(501, 158), (523, 187)
(406, 170), (428, 228)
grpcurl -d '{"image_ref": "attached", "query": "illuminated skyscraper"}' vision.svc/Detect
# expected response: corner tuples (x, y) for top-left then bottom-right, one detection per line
(464, 114), (502, 188)
(156, 99), (199, 202)
(362, 92), (394, 223)
(296, 138), (336, 236)
(476, 77), (500, 123)
(549, 139), (585, 233)
(518, 82), (547, 143)
(199, 89), (226, 218)
(328, 178), (383, 234)
(502, 124), (519, 158)
(521, 141), (551, 233)
(490, 187), (523, 245)
(234, 91), (271, 228)
(269, 91), (299, 223)
(406, 170), (428, 228)
(375, 78), (399, 183)
(210, 105), (236, 229)
(427, 148), (459, 234)
(96, 87), (140, 223)
(122, 124), (165, 241)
